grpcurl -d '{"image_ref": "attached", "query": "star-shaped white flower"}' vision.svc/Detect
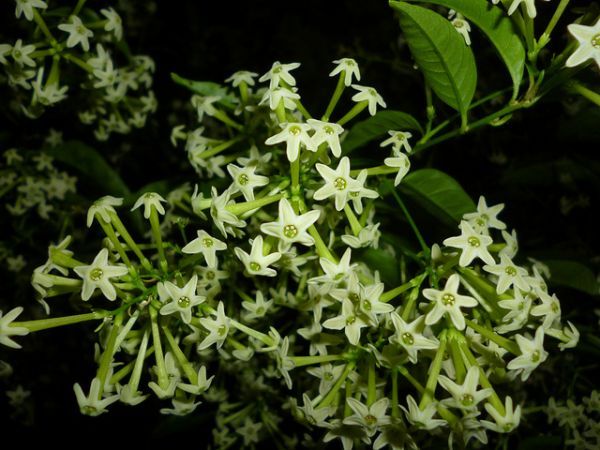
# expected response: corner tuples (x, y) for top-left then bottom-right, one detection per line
(351, 85), (386, 116)
(225, 70), (258, 87)
(259, 61), (301, 89)
(259, 86), (300, 111)
(178, 366), (214, 395)
(423, 274), (478, 330)
(181, 229), (227, 268)
(530, 289), (562, 329)
(380, 131), (413, 154)
(566, 18), (600, 69)
(309, 247), (356, 287)
(131, 192), (167, 219)
(15, 0), (47, 21)
(322, 298), (368, 345)
(497, 289), (532, 332)
(389, 313), (439, 364)
(191, 95), (220, 121)
(198, 302), (230, 350)
(265, 122), (312, 162)
(348, 169), (379, 214)
(74, 248), (128, 301)
(438, 366), (493, 410)
(384, 150), (411, 186)
(314, 156), (360, 211)
(100, 7), (123, 41)
(401, 395), (446, 430)
(227, 163), (269, 201)
(58, 15), (94, 52)
(209, 187), (246, 237)
(463, 196), (506, 233)
(308, 119), (344, 158)
(443, 221), (495, 267)
(159, 275), (205, 323)
(86, 196), (123, 227)
(0, 307), (29, 349)
(242, 291), (274, 321)
(499, 229), (518, 258)
(546, 321), (579, 351)
(73, 377), (119, 416)
(235, 235), (282, 277)
(481, 396), (521, 433)
(329, 58), (361, 86)
(506, 327), (548, 381)
(450, 12), (472, 46)
(483, 254), (530, 294)
(344, 397), (391, 437)
(10, 39), (36, 67)
(260, 198), (320, 252)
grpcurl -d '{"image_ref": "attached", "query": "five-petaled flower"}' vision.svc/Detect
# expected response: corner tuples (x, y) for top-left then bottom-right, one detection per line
(423, 274), (478, 330)
(74, 248), (128, 301)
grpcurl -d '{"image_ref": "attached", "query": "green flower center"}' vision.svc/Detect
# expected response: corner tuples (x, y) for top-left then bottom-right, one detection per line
(401, 332), (414, 346)
(203, 237), (213, 247)
(461, 393), (474, 406)
(178, 296), (190, 308)
(90, 268), (104, 281)
(249, 262), (261, 272)
(349, 191), (359, 198)
(13, 50), (22, 58)
(283, 224), (298, 239)
(77, 25), (86, 35)
(217, 325), (227, 336)
(442, 293), (455, 306)
(467, 236), (480, 247)
(531, 350), (540, 363)
(206, 270), (215, 280)
(256, 306), (265, 315)
(273, 66), (282, 73)
(346, 315), (356, 325)
(362, 300), (372, 311)
(551, 302), (559, 313)
(454, 20), (464, 29)
(333, 177), (347, 190)
(238, 174), (249, 185)
(505, 266), (517, 276)
(289, 125), (301, 136)
(324, 372), (334, 381)
(503, 423), (514, 432)
(349, 293), (360, 302)
(592, 34), (600, 48)
(368, 88), (376, 96)
(365, 414), (377, 426)
(82, 405), (98, 415)
(324, 125), (335, 135)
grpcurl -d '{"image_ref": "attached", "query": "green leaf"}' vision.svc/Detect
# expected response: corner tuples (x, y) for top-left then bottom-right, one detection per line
(399, 168), (475, 224)
(46, 141), (130, 197)
(542, 260), (599, 296)
(360, 248), (401, 285)
(171, 72), (237, 108)
(390, 2), (477, 121)
(342, 110), (423, 153)
(411, 0), (525, 99)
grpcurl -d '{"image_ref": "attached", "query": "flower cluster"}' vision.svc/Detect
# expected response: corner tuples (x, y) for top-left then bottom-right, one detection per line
(545, 391), (600, 448)
(0, 1), (157, 140)
(1, 60), (578, 449)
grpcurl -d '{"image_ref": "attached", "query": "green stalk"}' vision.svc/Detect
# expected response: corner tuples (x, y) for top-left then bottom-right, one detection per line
(226, 192), (283, 216)
(380, 272), (426, 303)
(96, 313), (124, 398)
(109, 212), (153, 271)
(337, 101), (368, 126)
(344, 205), (362, 236)
(570, 82), (600, 107)
(388, 181), (429, 255)
(465, 319), (520, 355)
(317, 360), (357, 408)
(289, 354), (345, 367)
(149, 207), (168, 273)
(149, 307), (169, 390)
(12, 311), (107, 332)
(98, 218), (133, 269)
(419, 331), (447, 409)
(162, 326), (198, 385)
(322, 74), (346, 121)
(367, 357), (376, 407)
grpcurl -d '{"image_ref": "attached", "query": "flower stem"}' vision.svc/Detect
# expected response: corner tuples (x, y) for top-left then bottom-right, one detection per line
(344, 204), (362, 236)
(162, 326), (198, 385)
(367, 357), (376, 407)
(322, 74), (346, 121)
(98, 218), (134, 270)
(149, 208), (168, 273)
(33, 10), (56, 43)
(317, 360), (357, 408)
(96, 312), (124, 398)
(226, 192), (283, 216)
(381, 272), (427, 303)
(569, 82), (600, 107)
(230, 319), (274, 347)
(464, 319), (520, 355)
(387, 182), (429, 255)
(149, 307), (169, 390)
(419, 330), (447, 409)
(109, 212), (153, 271)
(127, 330), (151, 392)
(289, 354), (345, 367)
(12, 311), (107, 332)
(337, 101), (367, 126)
(535, 0), (571, 55)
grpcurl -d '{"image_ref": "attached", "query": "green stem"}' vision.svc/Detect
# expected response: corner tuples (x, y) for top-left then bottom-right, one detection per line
(229, 319), (275, 347)
(291, 157), (300, 196)
(344, 204), (362, 236)
(337, 101), (368, 126)
(317, 360), (357, 408)
(401, 284), (421, 321)
(98, 218), (133, 270)
(127, 330), (151, 392)
(465, 319), (520, 355)
(391, 368), (400, 418)
(536, 0), (571, 53)
(32, 10), (56, 43)
(72, 0), (87, 16)
(96, 313), (124, 398)
(367, 357), (376, 407)
(110, 344), (154, 386)
(150, 307), (169, 390)
(12, 311), (107, 332)
(226, 192), (283, 216)
(199, 136), (243, 160)
(162, 326), (198, 385)
(419, 331), (447, 409)
(322, 74), (346, 121)
(387, 182), (429, 255)
(149, 208), (168, 273)
(289, 354), (346, 367)
(570, 82), (600, 107)
(110, 212), (153, 271)
(62, 53), (94, 73)
(380, 272), (426, 303)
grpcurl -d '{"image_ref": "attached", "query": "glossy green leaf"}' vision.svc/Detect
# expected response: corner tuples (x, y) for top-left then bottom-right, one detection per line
(390, 1), (477, 119)
(171, 72), (237, 108)
(342, 110), (423, 153)
(46, 141), (130, 197)
(399, 168), (475, 223)
(543, 260), (599, 296)
(411, 0), (525, 98)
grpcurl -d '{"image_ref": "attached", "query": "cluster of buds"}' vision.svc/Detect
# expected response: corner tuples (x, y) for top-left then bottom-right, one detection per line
(0, 0), (157, 140)
(1, 60), (577, 449)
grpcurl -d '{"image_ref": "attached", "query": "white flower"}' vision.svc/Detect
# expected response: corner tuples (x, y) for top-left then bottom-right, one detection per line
(259, 61), (301, 89)
(237, 417), (263, 446)
(58, 16), (94, 52)
(209, 187), (246, 237)
(259, 86), (300, 110)
(347, 170), (378, 214)
(159, 275), (205, 324)
(299, 393), (335, 426)
(546, 321), (579, 351)
(242, 291), (273, 321)
(351, 85), (386, 116)
(566, 18), (600, 69)
(265, 122), (312, 162)
(481, 396), (521, 433)
(499, 229), (518, 258)
(380, 131), (413, 154)
(0, 44), (11, 65)
(443, 221), (495, 267)
(118, 385), (148, 406)
(100, 8), (123, 41)
(322, 298), (368, 345)
(384, 151), (411, 186)
(450, 13), (472, 46)
(160, 397), (202, 416)
(307, 364), (345, 396)
(356, 282), (394, 325)
(0, 307), (29, 349)
(74, 248), (128, 301)
(225, 70), (258, 87)
(463, 196), (506, 233)
(508, 0), (540, 18)
(198, 302), (230, 350)
(260, 198), (320, 252)
(191, 95), (220, 121)
(178, 366), (214, 395)
(483, 254), (530, 294)
(329, 58), (361, 86)
(309, 247), (356, 287)
(507, 327), (548, 381)
(439, 366), (493, 410)
(344, 397), (391, 437)
(131, 192), (166, 219)
(342, 222), (381, 249)
(497, 289), (532, 332)
(10, 39), (36, 67)
(530, 289), (561, 330)
(73, 378), (119, 416)
(401, 395), (446, 430)
(314, 156), (359, 211)
(389, 313), (439, 364)
(181, 229), (227, 268)
(308, 119), (344, 158)
(32, 68), (68, 105)
(14, 0), (47, 21)
(423, 274), (478, 330)
(235, 235), (282, 277)
(226, 163), (269, 201)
